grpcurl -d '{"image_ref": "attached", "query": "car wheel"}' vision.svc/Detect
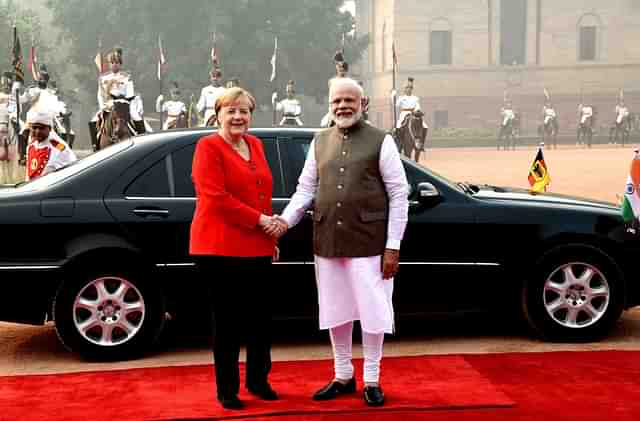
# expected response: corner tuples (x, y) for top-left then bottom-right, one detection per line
(521, 245), (625, 342)
(53, 264), (166, 360)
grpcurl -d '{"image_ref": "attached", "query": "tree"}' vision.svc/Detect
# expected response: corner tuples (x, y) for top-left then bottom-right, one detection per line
(46, 0), (367, 111)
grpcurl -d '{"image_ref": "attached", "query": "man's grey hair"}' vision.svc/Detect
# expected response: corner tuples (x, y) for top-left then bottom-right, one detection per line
(329, 77), (364, 100)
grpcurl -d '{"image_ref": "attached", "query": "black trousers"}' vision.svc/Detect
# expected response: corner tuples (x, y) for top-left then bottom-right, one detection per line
(197, 255), (273, 399)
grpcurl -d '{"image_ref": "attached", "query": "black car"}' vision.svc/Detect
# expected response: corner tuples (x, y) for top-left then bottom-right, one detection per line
(0, 128), (637, 360)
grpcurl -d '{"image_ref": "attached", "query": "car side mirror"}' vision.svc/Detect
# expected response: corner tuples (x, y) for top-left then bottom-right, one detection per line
(415, 182), (440, 206)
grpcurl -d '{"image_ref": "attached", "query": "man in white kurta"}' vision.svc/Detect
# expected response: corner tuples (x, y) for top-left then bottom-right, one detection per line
(276, 78), (409, 407)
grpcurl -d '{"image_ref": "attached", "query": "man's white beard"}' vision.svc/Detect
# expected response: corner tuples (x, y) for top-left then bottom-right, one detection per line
(333, 110), (362, 129)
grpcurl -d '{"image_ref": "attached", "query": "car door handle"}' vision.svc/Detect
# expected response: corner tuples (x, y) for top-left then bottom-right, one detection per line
(133, 208), (170, 218)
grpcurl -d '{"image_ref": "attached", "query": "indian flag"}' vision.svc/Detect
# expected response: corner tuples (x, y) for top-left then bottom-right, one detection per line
(622, 149), (640, 223)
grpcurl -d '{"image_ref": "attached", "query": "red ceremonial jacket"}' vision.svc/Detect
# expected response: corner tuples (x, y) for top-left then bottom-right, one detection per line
(189, 133), (275, 257)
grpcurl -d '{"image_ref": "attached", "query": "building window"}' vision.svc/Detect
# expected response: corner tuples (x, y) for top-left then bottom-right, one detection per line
(500, 0), (527, 65)
(430, 31), (452, 65)
(579, 26), (597, 61)
(434, 110), (449, 129)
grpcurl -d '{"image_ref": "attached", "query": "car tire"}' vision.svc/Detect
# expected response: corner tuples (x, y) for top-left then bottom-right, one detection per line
(521, 244), (625, 342)
(53, 263), (166, 361)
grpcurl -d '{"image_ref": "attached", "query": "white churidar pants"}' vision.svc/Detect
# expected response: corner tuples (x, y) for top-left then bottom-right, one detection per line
(330, 322), (385, 384)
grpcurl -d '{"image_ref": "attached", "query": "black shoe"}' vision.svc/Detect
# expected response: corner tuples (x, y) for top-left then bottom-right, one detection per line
(218, 395), (244, 410)
(247, 383), (279, 401)
(363, 385), (385, 407)
(312, 377), (356, 401)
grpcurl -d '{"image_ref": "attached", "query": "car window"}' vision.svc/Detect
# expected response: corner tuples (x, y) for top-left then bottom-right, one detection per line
(281, 136), (313, 197)
(125, 156), (171, 197)
(171, 143), (196, 197)
(261, 138), (285, 198)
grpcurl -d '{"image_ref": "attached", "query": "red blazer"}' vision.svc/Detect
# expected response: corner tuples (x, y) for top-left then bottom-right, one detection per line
(190, 133), (275, 257)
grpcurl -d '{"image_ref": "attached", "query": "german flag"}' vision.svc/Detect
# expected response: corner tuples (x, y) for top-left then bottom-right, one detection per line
(528, 145), (550, 193)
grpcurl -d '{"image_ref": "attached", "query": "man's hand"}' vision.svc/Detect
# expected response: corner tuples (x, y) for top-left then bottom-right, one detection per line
(382, 248), (400, 280)
(262, 214), (289, 238)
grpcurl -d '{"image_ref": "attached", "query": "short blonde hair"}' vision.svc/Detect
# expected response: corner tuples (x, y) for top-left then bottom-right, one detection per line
(215, 87), (256, 115)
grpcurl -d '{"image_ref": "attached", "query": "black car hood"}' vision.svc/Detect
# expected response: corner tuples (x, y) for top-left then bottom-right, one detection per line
(474, 185), (619, 212)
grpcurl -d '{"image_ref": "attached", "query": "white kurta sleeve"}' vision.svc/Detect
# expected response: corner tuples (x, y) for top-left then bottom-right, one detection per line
(379, 134), (409, 250)
(281, 139), (318, 228)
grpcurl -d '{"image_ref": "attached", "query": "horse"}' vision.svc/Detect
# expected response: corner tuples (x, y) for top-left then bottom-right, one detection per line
(577, 115), (594, 148)
(541, 116), (559, 149)
(396, 110), (428, 163)
(497, 113), (520, 151)
(0, 107), (20, 184)
(609, 115), (632, 146)
(98, 100), (134, 150)
(166, 112), (188, 130)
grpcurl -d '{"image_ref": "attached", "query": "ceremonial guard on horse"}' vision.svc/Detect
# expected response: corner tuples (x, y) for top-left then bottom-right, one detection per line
(89, 47), (145, 151)
(577, 103), (595, 147)
(541, 92), (559, 148)
(394, 77), (428, 162)
(156, 82), (187, 130)
(497, 99), (519, 150)
(273, 79), (303, 126)
(611, 95), (631, 145)
(196, 68), (226, 127)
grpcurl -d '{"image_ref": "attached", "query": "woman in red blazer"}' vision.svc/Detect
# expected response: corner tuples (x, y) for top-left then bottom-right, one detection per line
(190, 87), (281, 410)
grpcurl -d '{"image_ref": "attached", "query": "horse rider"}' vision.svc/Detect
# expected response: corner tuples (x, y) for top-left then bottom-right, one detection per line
(274, 79), (303, 126)
(542, 100), (558, 130)
(358, 80), (371, 123)
(395, 77), (428, 131)
(615, 99), (630, 127)
(24, 109), (76, 181)
(0, 72), (18, 132)
(196, 68), (226, 127)
(89, 46), (145, 150)
(156, 82), (187, 130)
(501, 100), (515, 128)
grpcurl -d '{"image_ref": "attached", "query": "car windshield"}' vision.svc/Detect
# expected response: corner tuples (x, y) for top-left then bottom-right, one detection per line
(14, 141), (133, 191)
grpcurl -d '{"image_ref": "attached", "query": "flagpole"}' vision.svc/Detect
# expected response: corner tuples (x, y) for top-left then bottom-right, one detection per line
(270, 36), (278, 127)
(392, 42), (397, 130)
(13, 26), (21, 132)
(158, 34), (164, 130)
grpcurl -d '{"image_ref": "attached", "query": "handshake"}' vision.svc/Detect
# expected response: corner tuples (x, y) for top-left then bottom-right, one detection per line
(259, 214), (289, 238)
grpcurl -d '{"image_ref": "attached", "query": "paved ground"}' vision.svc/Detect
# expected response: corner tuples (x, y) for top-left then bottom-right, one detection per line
(1, 143), (639, 376)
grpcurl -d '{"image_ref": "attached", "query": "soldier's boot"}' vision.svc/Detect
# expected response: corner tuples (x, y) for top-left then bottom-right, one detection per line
(88, 121), (99, 152)
(133, 120), (146, 135)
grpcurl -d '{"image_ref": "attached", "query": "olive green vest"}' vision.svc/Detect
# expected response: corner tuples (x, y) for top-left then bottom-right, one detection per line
(313, 120), (388, 257)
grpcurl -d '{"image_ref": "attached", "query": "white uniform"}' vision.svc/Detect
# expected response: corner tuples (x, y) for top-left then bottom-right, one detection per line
(616, 105), (629, 124)
(26, 132), (76, 180)
(281, 135), (409, 334)
(580, 105), (593, 124)
(97, 71), (134, 111)
(196, 85), (226, 126)
(276, 98), (303, 126)
(543, 106), (557, 125)
(156, 98), (187, 130)
(396, 95), (428, 129)
(501, 107), (515, 126)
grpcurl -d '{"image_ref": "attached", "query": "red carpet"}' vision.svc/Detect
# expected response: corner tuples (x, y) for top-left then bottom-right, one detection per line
(0, 355), (512, 421)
